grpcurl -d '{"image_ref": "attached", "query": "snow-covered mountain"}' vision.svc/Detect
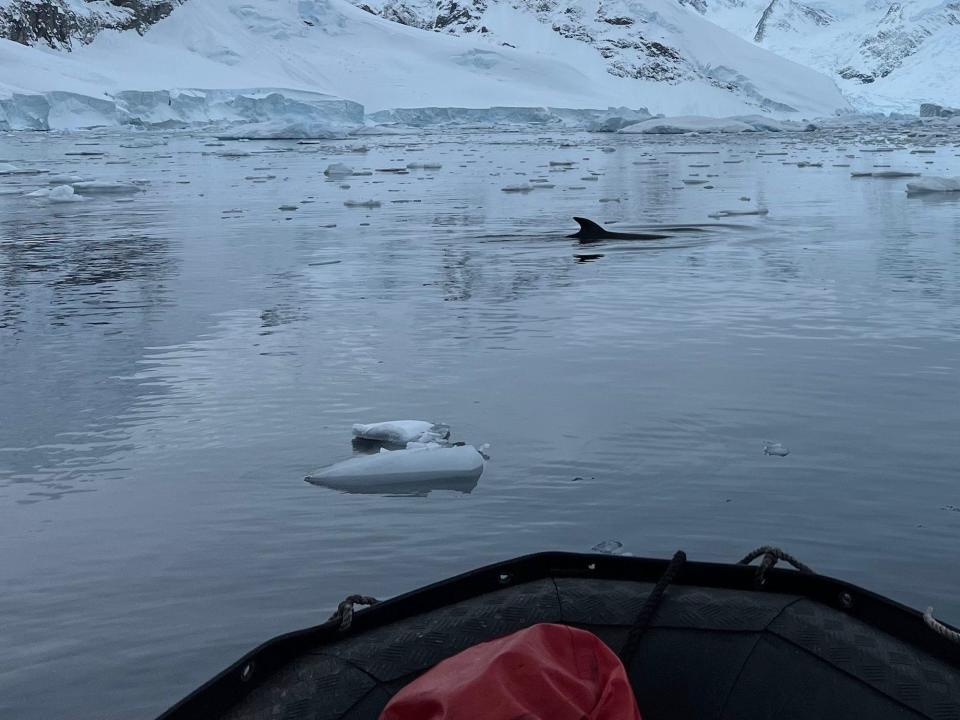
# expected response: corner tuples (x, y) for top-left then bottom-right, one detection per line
(0, 0), (850, 131)
(0, 0), (180, 47)
(686, 0), (960, 112)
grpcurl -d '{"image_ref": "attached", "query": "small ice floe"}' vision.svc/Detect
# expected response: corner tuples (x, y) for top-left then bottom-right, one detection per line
(549, 161), (575, 167)
(599, 197), (621, 203)
(0, 162), (40, 175)
(47, 174), (87, 184)
(796, 161), (822, 168)
(501, 183), (535, 193)
(852, 171), (920, 179)
(763, 441), (790, 457)
(906, 176), (960, 195)
(406, 162), (442, 170)
(591, 540), (624, 555)
(708, 208), (768, 218)
(72, 181), (143, 195)
(344, 199), (381, 208)
(683, 179), (708, 185)
(324, 163), (354, 177)
(352, 420), (450, 446)
(580, 176), (599, 181)
(305, 445), (484, 494)
(217, 150), (252, 158)
(278, 205), (298, 211)
(48, 185), (84, 203)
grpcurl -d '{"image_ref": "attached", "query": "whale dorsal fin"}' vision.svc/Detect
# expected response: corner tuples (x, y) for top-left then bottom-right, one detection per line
(572, 217), (611, 238)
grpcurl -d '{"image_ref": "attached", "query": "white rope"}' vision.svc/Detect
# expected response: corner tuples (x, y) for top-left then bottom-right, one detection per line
(924, 607), (960, 644)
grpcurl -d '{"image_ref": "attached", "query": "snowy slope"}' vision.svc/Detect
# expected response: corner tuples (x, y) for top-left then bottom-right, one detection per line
(687, 0), (960, 112)
(0, 0), (849, 131)
(351, 0), (848, 112)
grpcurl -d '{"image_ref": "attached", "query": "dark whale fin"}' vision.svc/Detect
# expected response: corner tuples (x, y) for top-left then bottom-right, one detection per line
(571, 217), (611, 239)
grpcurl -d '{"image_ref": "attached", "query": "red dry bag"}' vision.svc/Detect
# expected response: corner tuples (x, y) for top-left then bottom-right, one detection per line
(379, 623), (641, 720)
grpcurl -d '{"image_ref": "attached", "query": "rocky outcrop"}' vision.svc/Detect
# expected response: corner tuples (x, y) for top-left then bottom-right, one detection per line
(0, 0), (181, 49)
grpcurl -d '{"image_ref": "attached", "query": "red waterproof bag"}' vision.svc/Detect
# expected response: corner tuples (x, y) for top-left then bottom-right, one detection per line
(379, 623), (642, 720)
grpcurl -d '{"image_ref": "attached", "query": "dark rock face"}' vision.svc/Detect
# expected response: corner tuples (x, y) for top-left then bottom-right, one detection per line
(0, 0), (181, 48)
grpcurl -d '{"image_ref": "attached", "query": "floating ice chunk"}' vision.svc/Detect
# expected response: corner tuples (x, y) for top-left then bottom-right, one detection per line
(216, 150), (252, 158)
(682, 179), (708, 185)
(852, 171), (921, 179)
(352, 420), (450, 445)
(906, 176), (960, 194)
(0, 163), (20, 175)
(406, 162), (442, 170)
(47, 174), (87, 184)
(324, 163), (353, 177)
(591, 540), (624, 555)
(278, 205), (298, 211)
(25, 188), (52, 198)
(796, 161), (822, 168)
(501, 184), (534, 193)
(619, 116), (756, 135)
(344, 199), (381, 208)
(729, 115), (786, 132)
(305, 445), (483, 492)
(763, 441), (790, 457)
(71, 181), (143, 195)
(48, 185), (84, 203)
(217, 121), (346, 140)
(709, 208), (768, 218)
(404, 441), (445, 450)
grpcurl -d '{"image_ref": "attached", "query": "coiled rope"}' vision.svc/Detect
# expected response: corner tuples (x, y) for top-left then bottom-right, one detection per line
(328, 594), (379, 632)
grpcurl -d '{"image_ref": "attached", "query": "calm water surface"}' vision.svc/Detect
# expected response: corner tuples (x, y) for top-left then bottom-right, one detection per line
(1, 126), (959, 719)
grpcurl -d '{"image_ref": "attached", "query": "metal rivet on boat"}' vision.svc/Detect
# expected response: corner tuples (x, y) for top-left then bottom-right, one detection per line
(839, 592), (854, 609)
(498, 573), (511, 585)
(240, 663), (254, 682)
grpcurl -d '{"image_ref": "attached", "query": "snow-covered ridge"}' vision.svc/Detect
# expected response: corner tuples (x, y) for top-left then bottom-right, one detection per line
(0, 0), (180, 48)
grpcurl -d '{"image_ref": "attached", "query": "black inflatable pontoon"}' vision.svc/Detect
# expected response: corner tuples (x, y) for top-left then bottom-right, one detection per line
(158, 550), (960, 720)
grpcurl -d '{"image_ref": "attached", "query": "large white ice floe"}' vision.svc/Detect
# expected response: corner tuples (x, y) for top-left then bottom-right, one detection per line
(352, 420), (450, 445)
(619, 116), (758, 134)
(905, 177), (960, 195)
(305, 445), (484, 493)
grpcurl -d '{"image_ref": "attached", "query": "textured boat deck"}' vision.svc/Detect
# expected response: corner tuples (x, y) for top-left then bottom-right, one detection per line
(222, 577), (960, 720)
